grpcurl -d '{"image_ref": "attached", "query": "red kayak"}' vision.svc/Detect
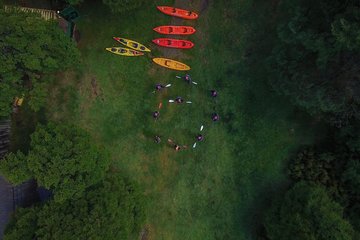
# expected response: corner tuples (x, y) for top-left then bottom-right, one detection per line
(157, 6), (198, 20)
(152, 38), (194, 49)
(153, 26), (196, 35)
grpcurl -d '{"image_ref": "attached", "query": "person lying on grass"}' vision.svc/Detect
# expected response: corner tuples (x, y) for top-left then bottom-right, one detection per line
(168, 138), (187, 151)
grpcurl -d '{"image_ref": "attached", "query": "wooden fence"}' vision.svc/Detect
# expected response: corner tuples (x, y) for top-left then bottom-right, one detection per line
(4, 5), (59, 20)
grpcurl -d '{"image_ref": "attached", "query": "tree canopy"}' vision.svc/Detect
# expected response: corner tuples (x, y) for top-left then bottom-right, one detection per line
(268, 0), (360, 126)
(4, 174), (145, 240)
(0, 123), (110, 202)
(0, 9), (79, 116)
(265, 182), (355, 240)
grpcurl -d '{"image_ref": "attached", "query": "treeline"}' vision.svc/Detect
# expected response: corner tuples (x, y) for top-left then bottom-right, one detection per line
(0, 9), (79, 117)
(0, 8), (145, 240)
(238, 0), (360, 239)
(0, 0), (151, 118)
(268, 0), (360, 127)
(1, 123), (145, 240)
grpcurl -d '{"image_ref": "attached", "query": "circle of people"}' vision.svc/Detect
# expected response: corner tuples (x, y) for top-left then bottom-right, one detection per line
(152, 73), (219, 151)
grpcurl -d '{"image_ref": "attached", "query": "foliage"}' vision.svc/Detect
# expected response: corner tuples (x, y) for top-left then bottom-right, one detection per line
(0, 123), (110, 202)
(66, 0), (83, 5)
(265, 182), (355, 240)
(342, 160), (360, 196)
(102, 0), (146, 13)
(3, 207), (38, 240)
(0, 80), (18, 117)
(288, 147), (345, 198)
(28, 78), (51, 112)
(342, 159), (360, 231)
(0, 152), (31, 184)
(4, 174), (145, 240)
(268, 0), (360, 126)
(287, 137), (360, 235)
(0, 9), (79, 117)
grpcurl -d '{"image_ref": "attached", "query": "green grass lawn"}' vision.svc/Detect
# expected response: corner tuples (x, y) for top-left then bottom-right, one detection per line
(45, 0), (328, 239)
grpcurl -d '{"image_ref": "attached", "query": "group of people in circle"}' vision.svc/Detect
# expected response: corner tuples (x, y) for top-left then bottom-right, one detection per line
(152, 74), (219, 151)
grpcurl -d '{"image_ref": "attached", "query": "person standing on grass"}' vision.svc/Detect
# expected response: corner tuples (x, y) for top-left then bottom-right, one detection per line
(196, 134), (204, 142)
(184, 74), (192, 84)
(155, 83), (165, 91)
(175, 96), (184, 104)
(210, 90), (218, 98)
(212, 113), (219, 122)
(153, 111), (160, 119)
(154, 135), (161, 144)
(169, 97), (192, 104)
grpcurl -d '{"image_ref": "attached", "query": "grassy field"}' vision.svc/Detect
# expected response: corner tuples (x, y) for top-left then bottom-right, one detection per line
(45, 0), (327, 239)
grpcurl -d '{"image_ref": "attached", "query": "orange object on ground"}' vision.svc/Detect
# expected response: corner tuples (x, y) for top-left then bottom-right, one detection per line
(153, 25), (196, 35)
(152, 38), (194, 49)
(157, 6), (198, 20)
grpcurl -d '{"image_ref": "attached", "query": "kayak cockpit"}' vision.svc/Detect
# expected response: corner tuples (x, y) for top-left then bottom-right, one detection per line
(132, 43), (139, 48)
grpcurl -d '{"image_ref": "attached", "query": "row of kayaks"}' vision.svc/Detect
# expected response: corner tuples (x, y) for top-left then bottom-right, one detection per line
(106, 6), (198, 70)
(106, 36), (194, 56)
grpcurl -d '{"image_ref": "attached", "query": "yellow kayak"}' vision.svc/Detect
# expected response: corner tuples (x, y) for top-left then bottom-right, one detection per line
(152, 58), (190, 71)
(113, 37), (151, 52)
(106, 47), (144, 56)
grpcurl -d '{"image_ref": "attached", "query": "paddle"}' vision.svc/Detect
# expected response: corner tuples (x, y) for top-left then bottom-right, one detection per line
(193, 125), (204, 149)
(152, 84), (172, 94)
(176, 75), (198, 85)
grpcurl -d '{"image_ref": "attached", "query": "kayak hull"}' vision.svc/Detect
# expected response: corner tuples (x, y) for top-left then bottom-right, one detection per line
(153, 25), (196, 35)
(157, 6), (198, 20)
(113, 37), (151, 52)
(106, 47), (144, 56)
(152, 38), (194, 49)
(153, 58), (190, 71)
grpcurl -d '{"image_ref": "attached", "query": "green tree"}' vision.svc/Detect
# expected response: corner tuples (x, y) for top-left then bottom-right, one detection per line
(4, 174), (145, 240)
(102, 0), (146, 13)
(0, 123), (110, 202)
(288, 147), (345, 198)
(0, 10), (79, 116)
(343, 160), (360, 196)
(265, 182), (355, 240)
(342, 160), (360, 231)
(66, 0), (83, 4)
(267, 0), (360, 126)
(0, 152), (31, 184)
(3, 207), (38, 240)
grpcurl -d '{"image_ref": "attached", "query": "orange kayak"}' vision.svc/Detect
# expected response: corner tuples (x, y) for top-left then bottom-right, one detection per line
(152, 38), (194, 49)
(157, 6), (198, 20)
(153, 25), (196, 35)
